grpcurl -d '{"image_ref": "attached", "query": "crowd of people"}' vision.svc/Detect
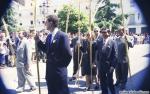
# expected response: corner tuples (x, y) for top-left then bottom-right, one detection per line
(0, 30), (36, 68)
(69, 27), (150, 91)
(0, 15), (150, 94)
(0, 30), (37, 93)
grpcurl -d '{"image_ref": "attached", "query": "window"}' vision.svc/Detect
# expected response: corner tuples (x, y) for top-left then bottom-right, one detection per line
(141, 27), (148, 34)
(129, 28), (136, 33)
(128, 14), (135, 25)
(42, 21), (45, 24)
(138, 13), (140, 20)
(19, 13), (21, 17)
(20, 23), (22, 26)
(54, 9), (56, 13)
(30, 12), (33, 16)
(141, 15), (146, 24)
(30, 20), (33, 25)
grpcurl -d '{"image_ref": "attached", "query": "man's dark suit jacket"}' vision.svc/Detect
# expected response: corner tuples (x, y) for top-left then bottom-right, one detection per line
(70, 36), (79, 62)
(38, 31), (72, 94)
(93, 37), (117, 72)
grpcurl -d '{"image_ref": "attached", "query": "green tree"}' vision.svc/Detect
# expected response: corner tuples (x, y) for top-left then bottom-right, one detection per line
(0, 5), (17, 32)
(58, 5), (89, 33)
(95, 0), (127, 32)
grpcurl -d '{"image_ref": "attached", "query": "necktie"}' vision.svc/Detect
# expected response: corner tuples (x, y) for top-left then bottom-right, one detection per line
(48, 34), (52, 45)
(47, 34), (52, 53)
(103, 39), (106, 46)
(19, 40), (22, 46)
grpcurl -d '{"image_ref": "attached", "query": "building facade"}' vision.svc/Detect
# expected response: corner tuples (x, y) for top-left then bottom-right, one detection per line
(12, 0), (58, 31)
(121, 0), (147, 34)
(127, 0), (148, 34)
(12, 0), (99, 31)
(12, 0), (35, 31)
(12, 0), (148, 34)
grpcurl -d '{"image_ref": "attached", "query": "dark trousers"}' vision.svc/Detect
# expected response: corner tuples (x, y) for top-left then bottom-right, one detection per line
(72, 52), (81, 76)
(5, 55), (9, 65)
(98, 66), (115, 94)
(46, 74), (69, 94)
(73, 60), (79, 76)
(0, 54), (5, 65)
(115, 63), (128, 85)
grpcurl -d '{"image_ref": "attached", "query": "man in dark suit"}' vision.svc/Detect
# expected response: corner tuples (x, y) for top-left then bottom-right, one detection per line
(115, 27), (133, 89)
(93, 28), (117, 94)
(70, 33), (82, 81)
(37, 15), (72, 94)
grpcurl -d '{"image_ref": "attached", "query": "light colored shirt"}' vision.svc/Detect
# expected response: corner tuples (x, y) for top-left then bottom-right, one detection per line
(47, 28), (58, 43)
(16, 38), (31, 68)
(51, 28), (58, 42)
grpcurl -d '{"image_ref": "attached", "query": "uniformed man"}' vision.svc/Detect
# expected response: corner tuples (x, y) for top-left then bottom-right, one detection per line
(93, 28), (117, 94)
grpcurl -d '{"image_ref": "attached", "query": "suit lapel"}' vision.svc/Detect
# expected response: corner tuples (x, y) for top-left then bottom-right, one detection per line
(51, 31), (60, 45)
(49, 31), (60, 53)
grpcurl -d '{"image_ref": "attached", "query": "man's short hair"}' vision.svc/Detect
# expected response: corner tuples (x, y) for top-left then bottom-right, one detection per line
(118, 27), (125, 33)
(46, 15), (59, 27)
(100, 28), (111, 34)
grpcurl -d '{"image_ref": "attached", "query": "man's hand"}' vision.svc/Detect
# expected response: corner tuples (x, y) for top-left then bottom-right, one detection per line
(25, 64), (30, 71)
(92, 64), (96, 68)
(109, 66), (114, 73)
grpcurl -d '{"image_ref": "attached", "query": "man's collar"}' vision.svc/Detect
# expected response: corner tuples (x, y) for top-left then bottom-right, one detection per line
(119, 35), (125, 38)
(20, 37), (26, 41)
(51, 28), (58, 36)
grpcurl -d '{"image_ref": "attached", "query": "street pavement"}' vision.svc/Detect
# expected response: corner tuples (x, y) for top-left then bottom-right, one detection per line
(0, 44), (150, 94)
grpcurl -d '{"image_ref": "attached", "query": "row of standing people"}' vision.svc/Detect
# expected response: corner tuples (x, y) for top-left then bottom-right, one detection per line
(15, 31), (37, 93)
(0, 31), (37, 68)
(0, 31), (37, 93)
(70, 27), (134, 94)
(0, 15), (141, 94)
(0, 32), (17, 68)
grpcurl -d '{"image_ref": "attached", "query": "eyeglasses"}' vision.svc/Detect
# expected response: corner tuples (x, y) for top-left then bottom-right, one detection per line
(101, 32), (107, 33)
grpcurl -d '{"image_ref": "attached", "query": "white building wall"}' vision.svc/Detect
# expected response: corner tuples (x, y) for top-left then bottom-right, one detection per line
(12, 0), (35, 31)
(12, 0), (99, 31)
(12, 0), (147, 33)
(113, 0), (147, 34)
(12, 0), (45, 31)
(125, 0), (147, 34)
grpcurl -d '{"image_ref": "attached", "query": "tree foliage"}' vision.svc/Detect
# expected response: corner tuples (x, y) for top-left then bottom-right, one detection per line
(0, 5), (17, 32)
(58, 5), (89, 33)
(95, 0), (127, 32)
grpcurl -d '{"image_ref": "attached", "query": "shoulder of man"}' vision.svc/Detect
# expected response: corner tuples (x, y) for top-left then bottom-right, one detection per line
(58, 30), (68, 38)
(96, 36), (103, 42)
(108, 37), (116, 45)
(23, 38), (29, 44)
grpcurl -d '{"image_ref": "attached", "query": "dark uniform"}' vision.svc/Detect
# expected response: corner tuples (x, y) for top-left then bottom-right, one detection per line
(70, 37), (82, 79)
(38, 31), (72, 94)
(115, 35), (133, 89)
(80, 39), (96, 76)
(93, 36), (117, 94)
(80, 36), (97, 90)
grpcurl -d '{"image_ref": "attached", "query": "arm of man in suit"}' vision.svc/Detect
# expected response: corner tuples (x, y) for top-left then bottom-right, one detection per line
(24, 40), (32, 71)
(61, 34), (72, 67)
(79, 40), (86, 53)
(126, 35), (134, 48)
(36, 34), (47, 53)
(109, 40), (117, 73)
(127, 41), (134, 48)
(92, 41), (97, 62)
(70, 38), (74, 48)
